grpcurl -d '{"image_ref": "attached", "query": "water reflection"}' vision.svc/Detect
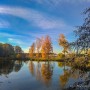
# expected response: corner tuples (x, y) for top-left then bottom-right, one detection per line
(0, 60), (23, 76)
(0, 60), (90, 90)
(58, 62), (90, 90)
(60, 69), (70, 89)
(29, 61), (54, 87)
(41, 62), (53, 87)
(14, 60), (23, 72)
(29, 61), (35, 76)
(36, 62), (41, 81)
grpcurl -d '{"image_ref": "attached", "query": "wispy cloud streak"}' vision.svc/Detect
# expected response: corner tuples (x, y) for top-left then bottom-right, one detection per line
(22, 0), (90, 7)
(0, 6), (68, 30)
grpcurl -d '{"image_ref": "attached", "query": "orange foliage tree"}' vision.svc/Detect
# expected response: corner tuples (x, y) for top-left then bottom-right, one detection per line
(41, 35), (53, 59)
(36, 38), (42, 58)
(58, 34), (69, 56)
(29, 43), (35, 58)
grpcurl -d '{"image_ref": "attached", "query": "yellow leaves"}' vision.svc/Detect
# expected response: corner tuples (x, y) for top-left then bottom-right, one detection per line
(58, 34), (69, 54)
(29, 35), (53, 59)
(41, 35), (53, 59)
(16, 54), (22, 59)
(75, 57), (85, 63)
(29, 43), (35, 58)
(67, 52), (75, 59)
(58, 53), (64, 59)
(59, 34), (66, 46)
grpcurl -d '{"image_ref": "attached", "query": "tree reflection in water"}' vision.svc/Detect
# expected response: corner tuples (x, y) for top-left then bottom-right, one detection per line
(14, 60), (23, 72)
(28, 61), (90, 89)
(29, 61), (35, 76)
(60, 69), (70, 89)
(0, 60), (89, 90)
(59, 65), (90, 89)
(28, 61), (54, 87)
(41, 62), (53, 87)
(36, 62), (41, 81)
(0, 60), (23, 77)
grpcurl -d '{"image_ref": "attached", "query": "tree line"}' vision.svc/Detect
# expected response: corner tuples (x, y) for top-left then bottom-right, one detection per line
(0, 43), (23, 59)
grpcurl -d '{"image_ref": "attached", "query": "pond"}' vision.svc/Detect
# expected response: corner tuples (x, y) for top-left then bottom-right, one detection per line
(0, 60), (90, 90)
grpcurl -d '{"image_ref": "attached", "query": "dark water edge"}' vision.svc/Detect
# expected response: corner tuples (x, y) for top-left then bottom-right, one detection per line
(0, 60), (90, 90)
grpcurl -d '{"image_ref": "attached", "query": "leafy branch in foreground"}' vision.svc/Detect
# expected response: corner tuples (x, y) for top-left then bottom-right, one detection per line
(73, 8), (90, 55)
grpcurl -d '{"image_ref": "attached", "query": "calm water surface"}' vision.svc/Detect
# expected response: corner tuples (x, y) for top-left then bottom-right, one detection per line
(0, 60), (90, 90)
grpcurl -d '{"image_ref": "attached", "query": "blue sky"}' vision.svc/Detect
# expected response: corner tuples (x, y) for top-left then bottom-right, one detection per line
(0, 0), (90, 53)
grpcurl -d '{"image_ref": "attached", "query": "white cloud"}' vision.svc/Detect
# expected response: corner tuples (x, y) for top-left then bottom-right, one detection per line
(0, 6), (68, 30)
(33, 17), (66, 29)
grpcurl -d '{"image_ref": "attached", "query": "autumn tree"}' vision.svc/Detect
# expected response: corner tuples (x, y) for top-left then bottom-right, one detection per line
(58, 34), (69, 56)
(36, 38), (42, 58)
(41, 37), (46, 59)
(41, 35), (53, 59)
(29, 43), (35, 58)
(45, 35), (53, 58)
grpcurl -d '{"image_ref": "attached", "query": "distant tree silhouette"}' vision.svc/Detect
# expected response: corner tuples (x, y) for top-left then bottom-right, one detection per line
(0, 43), (3, 57)
(0, 43), (24, 59)
(3, 43), (15, 57)
(14, 46), (23, 53)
